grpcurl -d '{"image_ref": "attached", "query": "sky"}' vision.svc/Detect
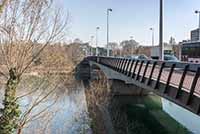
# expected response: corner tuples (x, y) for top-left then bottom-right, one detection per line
(57, 0), (200, 47)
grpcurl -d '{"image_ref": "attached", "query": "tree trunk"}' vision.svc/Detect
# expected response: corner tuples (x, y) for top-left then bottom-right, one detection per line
(0, 68), (21, 134)
(17, 127), (22, 134)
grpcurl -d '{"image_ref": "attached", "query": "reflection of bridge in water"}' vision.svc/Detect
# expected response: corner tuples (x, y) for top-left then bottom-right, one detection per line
(84, 56), (200, 133)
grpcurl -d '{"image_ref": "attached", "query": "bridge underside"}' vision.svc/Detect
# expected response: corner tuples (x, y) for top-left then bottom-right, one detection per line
(90, 62), (150, 96)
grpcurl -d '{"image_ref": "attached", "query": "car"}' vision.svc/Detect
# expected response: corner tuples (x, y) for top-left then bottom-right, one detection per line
(126, 54), (151, 61)
(125, 54), (149, 60)
(164, 55), (180, 62)
(125, 55), (137, 59)
(136, 54), (149, 60)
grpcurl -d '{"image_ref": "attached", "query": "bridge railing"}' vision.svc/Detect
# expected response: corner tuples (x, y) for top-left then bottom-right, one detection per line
(87, 56), (200, 115)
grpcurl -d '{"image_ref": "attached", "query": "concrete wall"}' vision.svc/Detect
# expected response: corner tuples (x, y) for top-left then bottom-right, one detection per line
(162, 98), (200, 134)
(109, 80), (149, 96)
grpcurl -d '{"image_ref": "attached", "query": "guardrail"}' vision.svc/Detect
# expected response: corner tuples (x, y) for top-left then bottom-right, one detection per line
(87, 56), (200, 116)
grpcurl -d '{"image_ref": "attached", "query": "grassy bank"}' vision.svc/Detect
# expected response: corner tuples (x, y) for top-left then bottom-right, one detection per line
(126, 95), (189, 134)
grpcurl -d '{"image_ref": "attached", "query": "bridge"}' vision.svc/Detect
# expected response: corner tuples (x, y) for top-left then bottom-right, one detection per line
(84, 56), (200, 117)
(76, 56), (200, 133)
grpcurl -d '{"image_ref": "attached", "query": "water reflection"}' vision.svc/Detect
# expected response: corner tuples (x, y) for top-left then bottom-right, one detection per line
(17, 78), (91, 134)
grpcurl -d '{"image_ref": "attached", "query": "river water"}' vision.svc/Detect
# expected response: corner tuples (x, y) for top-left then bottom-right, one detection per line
(0, 77), (92, 134)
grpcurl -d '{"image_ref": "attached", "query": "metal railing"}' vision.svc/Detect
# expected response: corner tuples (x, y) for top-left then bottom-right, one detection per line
(87, 56), (200, 116)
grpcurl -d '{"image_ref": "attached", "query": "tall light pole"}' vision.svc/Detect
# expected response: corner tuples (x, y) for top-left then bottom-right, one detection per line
(130, 36), (134, 55)
(107, 8), (113, 57)
(150, 28), (154, 46)
(90, 36), (94, 55)
(96, 27), (100, 56)
(159, 0), (164, 60)
(195, 10), (200, 41)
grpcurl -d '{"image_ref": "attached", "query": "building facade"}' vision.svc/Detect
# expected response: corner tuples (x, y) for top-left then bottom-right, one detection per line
(182, 28), (200, 63)
(182, 41), (200, 63)
(191, 28), (200, 42)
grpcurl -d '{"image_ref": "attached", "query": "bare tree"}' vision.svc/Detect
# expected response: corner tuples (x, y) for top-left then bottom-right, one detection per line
(85, 71), (113, 134)
(107, 42), (119, 56)
(66, 43), (85, 65)
(0, 0), (69, 133)
(120, 39), (139, 56)
(16, 74), (64, 134)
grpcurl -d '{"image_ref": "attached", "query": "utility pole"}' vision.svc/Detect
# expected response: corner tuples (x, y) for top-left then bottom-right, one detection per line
(159, 0), (164, 60)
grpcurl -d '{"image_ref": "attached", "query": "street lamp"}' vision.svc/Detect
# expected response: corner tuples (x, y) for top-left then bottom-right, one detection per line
(96, 27), (100, 56)
(150, 28), (154, 46)
(195, 10), (200, 41)
(130, 36), (134, 55)
(159, 0), (164, 60)
(90, 36), (94, 55)
(107, 8), (113, 57)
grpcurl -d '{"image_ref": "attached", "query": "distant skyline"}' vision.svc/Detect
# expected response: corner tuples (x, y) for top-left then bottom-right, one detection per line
(58, 0), (200, 47)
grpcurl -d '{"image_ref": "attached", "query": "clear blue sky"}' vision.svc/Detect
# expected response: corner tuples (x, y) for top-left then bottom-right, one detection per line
(57, 0), (200, 47)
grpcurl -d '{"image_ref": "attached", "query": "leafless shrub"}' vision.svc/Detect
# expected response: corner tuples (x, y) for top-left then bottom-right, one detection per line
(85, 71), (113, 134)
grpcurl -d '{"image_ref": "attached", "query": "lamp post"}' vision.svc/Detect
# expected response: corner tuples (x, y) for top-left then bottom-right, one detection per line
(195, 10), (200, 41)
(130, 36), (134, 55)
(96, 27), (100, 56)
(90, 36), (94, 55)
(107, 8), (113, 57)
(150, 28), (154, 46)
(159, 0), (164, 60)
